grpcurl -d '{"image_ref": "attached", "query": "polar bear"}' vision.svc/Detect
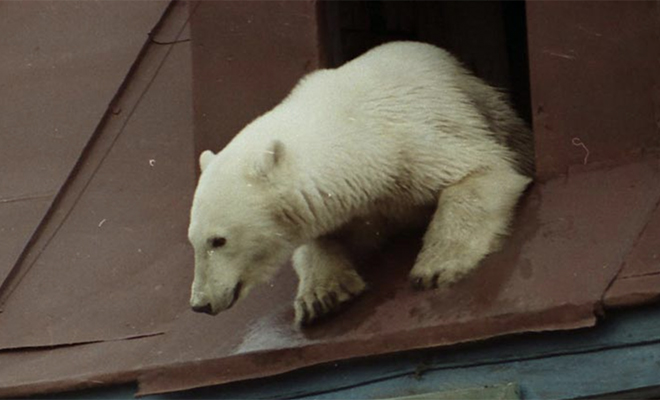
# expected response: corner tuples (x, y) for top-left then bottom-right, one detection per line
(188, 41), (533, 326)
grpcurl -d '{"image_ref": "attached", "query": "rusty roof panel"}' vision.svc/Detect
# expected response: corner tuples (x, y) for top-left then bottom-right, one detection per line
(0, 6), (193, 350)
(612, 201), (660, 279)
(0, 336), (157, 398)
(527, 1), (660, 180)
(0, 197), (50, 293)
(189, 0), (323, 160)
(605, 199), (660, 308)
(0, 0), (169, 286)
(605, 274), (660, 309)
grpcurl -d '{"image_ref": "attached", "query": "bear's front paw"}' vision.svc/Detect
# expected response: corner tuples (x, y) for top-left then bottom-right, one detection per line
(409, 258), (475, 290)
(294, 270), (366, 327)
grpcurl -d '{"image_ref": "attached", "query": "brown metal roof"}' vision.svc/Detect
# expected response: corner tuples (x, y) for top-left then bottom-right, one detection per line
(526, 1), (660, 180)
(1, 0), (659, 398)
(604, 202), (660, 308)
(0, 0), (170, 289)
(0, 337), (156, 397)
(0, 0), (187, 351)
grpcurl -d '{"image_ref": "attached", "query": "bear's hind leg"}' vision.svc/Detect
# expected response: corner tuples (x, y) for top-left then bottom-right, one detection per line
(410, 167), (530, 289)
(293, 239), (366, 326)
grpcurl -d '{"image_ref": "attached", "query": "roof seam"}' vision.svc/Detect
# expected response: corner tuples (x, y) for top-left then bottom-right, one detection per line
(0, 0), (181, 307)
(601, 189), (660, 307)
(0, 192), (56, 205)
(617, 271), (660, 280)
(0, 332), (165, 354)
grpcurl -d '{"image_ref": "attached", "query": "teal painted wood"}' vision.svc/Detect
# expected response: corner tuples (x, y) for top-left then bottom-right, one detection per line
(299, 335), (660, 399)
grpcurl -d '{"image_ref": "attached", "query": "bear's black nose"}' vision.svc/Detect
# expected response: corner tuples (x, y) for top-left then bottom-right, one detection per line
(192, 303), (213, 315)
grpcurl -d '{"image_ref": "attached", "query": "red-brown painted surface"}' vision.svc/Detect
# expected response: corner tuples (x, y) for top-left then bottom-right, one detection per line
(605, 200), (660, 308)
(0, 0), (170, 289)
(1, 1), (660, 398)
(527, 1), (660, 180)
(189, 0), (324, 162)
(0, 1), (193, 350)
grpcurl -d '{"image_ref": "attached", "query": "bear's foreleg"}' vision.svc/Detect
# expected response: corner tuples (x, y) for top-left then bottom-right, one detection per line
(293, 239), (367, 326)
(410, 167), (530, 289)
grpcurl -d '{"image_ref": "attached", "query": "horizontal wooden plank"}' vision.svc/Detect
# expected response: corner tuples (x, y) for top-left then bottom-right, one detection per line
(382, 383), (520, 400)
(302, 339), (660, 400)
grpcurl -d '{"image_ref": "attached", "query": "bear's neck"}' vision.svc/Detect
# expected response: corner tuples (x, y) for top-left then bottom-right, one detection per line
(274, 184), (361, 242)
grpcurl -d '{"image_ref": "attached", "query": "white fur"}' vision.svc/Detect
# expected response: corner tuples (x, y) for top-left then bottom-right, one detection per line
(188, 42), (533, 325)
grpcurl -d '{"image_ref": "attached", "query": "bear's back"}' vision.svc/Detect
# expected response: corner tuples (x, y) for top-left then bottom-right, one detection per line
(312, 41), (533, 175)
(225, 41), (529, 197)
(284, 41), (479, 131)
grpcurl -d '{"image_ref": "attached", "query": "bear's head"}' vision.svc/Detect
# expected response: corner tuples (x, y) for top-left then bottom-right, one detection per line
(188, 140), (297, 315)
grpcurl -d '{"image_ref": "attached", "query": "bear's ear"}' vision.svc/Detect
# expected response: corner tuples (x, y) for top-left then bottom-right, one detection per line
(252, 140), (285, 179)
(199, 150), (215, 172)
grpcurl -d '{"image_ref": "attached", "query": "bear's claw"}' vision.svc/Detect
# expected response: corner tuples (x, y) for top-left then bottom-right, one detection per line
(409, 259), (474, 290)
(294, 273), (366, 327)
(410, 273), (444, 290)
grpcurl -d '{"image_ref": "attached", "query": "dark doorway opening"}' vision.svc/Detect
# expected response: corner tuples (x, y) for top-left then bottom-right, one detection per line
(321, 1), (531, 124)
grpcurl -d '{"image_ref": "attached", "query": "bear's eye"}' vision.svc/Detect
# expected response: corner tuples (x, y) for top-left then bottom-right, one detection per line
(210, 237), (227, 248)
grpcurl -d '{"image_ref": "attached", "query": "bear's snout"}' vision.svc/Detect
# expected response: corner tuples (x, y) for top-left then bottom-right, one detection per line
(190, 281), (244, 316)
(191, 303), (214, 315)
